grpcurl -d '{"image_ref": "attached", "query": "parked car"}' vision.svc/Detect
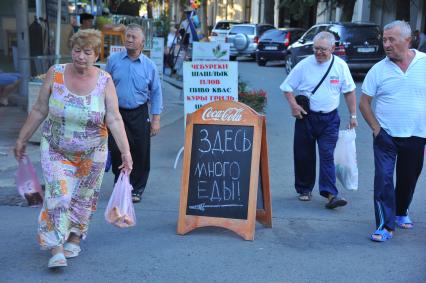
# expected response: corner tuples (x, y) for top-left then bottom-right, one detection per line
(256, 28), (306, 66)
(210, 20), (241, 42)
(285, 22), (385, 73)
(225, 23), (276, 60)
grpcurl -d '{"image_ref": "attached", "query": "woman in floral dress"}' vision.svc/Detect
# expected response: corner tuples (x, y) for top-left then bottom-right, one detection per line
(14, 29), (133, 268)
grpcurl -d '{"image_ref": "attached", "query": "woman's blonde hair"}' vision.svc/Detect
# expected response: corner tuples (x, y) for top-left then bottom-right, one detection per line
(70, 29), (102, 56)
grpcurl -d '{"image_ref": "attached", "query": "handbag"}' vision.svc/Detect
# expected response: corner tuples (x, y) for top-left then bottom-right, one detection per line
(295, 55), (335, 116)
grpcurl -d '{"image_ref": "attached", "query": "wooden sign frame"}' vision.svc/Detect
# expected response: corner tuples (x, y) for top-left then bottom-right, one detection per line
(177, 101), (272, 240)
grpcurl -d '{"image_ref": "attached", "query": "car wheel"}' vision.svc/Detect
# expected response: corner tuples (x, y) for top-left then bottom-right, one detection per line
(230, 56), (237, 61)
(257, 59), (267, 66)
(285, 54), (294, 74)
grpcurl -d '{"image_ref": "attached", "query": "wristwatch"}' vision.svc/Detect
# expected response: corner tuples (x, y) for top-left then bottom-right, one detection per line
(350, 114), (357, 119)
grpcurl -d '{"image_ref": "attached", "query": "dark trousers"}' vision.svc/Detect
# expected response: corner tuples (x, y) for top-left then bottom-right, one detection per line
(109, 104), (151, 194)
(373, 129), (425, 231)
(294, 109), (340, 198)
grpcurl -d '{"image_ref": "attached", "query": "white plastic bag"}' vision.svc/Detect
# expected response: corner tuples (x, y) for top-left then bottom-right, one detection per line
(105, 171), (136, 228)
(334, 129), (358, 190)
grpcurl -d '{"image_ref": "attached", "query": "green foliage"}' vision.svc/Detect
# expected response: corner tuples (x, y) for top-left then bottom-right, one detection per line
(116, 0), (142, 16)
(154, 11), (171, 38)
(279, 0), (317, 21)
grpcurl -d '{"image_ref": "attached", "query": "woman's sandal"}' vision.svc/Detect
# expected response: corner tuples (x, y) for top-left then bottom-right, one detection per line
(395, 215), (413, 229)
(370, 229), (393, 242)
(63, 242), (81, 258)
(298, 192), (312, 201)
(48, 253), (67, 268)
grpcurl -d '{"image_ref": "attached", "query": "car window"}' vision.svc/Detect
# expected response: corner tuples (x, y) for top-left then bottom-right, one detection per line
(260, 29), (285, 40)
(339, 26), (381, 42)
(214, 22), (239, 30)
(327, 25), (344, 41)
(229, 26), (255, 35)
(258, 25), (275, 36)
(302, 27), (318, 41)
(290, 31), (304, 43)
(316, 25), (328, 34)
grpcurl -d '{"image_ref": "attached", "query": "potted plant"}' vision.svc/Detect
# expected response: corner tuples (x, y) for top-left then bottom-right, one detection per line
(238, 78), (267, 113)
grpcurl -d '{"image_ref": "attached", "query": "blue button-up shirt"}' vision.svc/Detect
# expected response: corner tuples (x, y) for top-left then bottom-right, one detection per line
(106, 51), (163, 114)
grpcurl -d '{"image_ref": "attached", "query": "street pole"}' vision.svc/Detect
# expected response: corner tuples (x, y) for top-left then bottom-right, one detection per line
(35, 0), (42, 19)
(15, 0), (30, 102)
(55, 0), (62, 64)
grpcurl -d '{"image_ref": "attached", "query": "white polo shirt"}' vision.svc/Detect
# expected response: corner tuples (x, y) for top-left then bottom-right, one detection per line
(362, 50), (426, 138)
(280, 55), (355, 112)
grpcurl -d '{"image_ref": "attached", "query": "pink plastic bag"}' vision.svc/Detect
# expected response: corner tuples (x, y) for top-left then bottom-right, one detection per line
(15, 156), (44, 207)
(105, 171), (136, 228)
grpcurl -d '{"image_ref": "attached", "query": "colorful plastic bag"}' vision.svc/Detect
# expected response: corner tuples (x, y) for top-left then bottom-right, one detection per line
(334, 129), (358, 191)
(15, 156), (44, 206)
(105, 171), (136, 228)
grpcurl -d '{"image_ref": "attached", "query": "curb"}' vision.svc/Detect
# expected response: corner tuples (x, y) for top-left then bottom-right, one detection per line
(163, 75), (183, 90)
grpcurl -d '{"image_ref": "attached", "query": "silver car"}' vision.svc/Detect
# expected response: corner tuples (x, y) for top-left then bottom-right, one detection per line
(226, 23), (275, 60)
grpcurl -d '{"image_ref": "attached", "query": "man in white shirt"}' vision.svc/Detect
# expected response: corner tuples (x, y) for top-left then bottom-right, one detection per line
(360, 20), (426, 242)
(280, 31), (357, 209)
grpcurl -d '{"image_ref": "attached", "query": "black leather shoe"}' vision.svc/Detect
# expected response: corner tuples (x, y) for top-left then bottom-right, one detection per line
(132, 191), (143, 203)
(325, 196), (347, 209)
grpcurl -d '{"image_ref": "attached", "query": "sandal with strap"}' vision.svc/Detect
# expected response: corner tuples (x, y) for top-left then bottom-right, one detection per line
(64, 242), (81, 258)
(395, 215), (413, 229)
(48, 253), (67, 268)
(370, 229), (393, 242)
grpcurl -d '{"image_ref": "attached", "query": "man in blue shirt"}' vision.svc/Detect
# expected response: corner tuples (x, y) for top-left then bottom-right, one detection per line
(106, 24), (163, 203)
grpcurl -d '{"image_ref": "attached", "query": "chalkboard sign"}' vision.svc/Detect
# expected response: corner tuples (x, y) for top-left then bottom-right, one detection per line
(178, 101), (272, 240)
(187, 124), (254, 219)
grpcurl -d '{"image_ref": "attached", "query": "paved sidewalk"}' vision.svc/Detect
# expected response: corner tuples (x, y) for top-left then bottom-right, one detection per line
(0, 78), (183, 205)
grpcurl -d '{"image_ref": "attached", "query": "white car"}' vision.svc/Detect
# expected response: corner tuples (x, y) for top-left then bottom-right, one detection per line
(210, 20), (241, 42)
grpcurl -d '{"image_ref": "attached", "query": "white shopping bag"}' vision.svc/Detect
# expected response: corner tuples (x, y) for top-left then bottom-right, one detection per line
(334, 129), (358, 190)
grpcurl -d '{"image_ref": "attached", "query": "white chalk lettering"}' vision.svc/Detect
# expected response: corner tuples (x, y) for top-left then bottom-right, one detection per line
(196, 128), (251, 154)
(212, 131), (224, 154)
(197, 180), (208, 199)
(210, 181), (221, 202)
(198, 129), (211, 153)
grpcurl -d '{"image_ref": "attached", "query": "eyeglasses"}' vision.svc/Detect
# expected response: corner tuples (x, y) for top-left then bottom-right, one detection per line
(312, 46), (330, 53)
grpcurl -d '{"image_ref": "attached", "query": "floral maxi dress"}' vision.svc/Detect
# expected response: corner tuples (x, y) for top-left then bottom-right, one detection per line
(37, 64), (109, 249)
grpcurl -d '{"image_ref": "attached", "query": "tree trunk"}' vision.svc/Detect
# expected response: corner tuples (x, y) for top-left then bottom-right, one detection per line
(201, 0), (208, 39)
(147, 0), (154, 18)
(339, 0), (356, 22)
(15, 0), (30, 100)
(264, 0), (275, 25)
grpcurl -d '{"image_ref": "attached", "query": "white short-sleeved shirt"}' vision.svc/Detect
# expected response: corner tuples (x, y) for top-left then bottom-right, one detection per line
(280, 55), (355, 112)
(362, 50), (426, 138)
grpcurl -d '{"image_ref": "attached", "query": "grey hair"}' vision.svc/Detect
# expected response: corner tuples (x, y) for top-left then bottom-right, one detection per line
(126, 23), (145, 40)
(384, 20), (412, 39)
(313, 31), (336, 47)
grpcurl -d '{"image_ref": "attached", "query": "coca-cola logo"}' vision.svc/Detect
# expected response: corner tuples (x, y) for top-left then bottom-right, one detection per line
(201, 107), (243, 122)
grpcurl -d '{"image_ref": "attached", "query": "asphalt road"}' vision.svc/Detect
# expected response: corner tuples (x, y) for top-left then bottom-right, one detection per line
(0, 59), (425, 282)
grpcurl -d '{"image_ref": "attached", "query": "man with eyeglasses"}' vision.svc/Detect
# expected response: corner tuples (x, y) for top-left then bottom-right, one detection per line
(280, 31), (357, 209)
